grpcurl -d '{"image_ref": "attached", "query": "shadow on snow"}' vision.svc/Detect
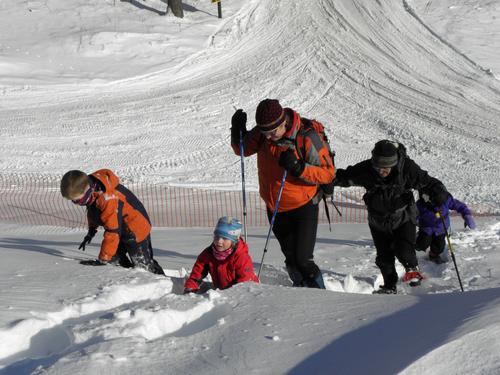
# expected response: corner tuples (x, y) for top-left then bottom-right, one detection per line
(288, 287), (500, 374)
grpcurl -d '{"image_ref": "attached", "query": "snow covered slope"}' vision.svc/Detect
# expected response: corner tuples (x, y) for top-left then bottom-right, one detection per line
(1, 0), (499, 211)
(409, 0), (500, 77)
(1, 1), (500, 374)
(1, 220), (500, 374)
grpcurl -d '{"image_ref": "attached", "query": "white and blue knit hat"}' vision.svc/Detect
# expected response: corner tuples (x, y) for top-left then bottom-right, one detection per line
(214, 216), (242, 242)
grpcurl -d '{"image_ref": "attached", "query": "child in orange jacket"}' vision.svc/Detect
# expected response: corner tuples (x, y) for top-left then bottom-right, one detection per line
(60, 169), (164, 275)
(184, 217), (259, 293)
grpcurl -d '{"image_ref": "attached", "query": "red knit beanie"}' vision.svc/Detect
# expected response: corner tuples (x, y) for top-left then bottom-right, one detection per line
(255, 99), (285, 131)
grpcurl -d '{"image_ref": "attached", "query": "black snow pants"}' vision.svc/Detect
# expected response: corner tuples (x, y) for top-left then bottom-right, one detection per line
(268, 200), (320, 286)
(416, 231), (446, 255)
(113, 235), (165, 275)
(369, 220), (417, 289)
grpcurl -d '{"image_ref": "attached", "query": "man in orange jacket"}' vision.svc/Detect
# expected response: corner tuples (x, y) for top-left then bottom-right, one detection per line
(231, 99), (335, 288)
(60, 169), (164, 275)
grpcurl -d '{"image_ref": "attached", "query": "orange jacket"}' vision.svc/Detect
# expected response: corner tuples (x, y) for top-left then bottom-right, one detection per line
(232, 109), (335, 212)
(87, 169), (151, 261)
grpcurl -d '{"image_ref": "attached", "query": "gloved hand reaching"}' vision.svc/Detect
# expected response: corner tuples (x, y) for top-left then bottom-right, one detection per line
(463, 214), (476, 229)
(78, 227), (97, 251)
(231, 109), (247, 145)
(279, 149), (305, 177)
(429, 185), (449, 207)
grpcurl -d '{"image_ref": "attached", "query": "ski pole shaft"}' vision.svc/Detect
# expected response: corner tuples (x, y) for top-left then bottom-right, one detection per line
(239, 130), (248, 242)
(331, 198), (342, 216)
(436, 211), (464, 292)
(257, 170), (287, 279)
(331, 186), (342, 216)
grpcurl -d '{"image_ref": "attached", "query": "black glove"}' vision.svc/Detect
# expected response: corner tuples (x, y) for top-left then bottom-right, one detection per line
(183, 288), (195, 295)
(431, 190), (449, 207)
(279, 149), (305, 177)
(78, 228), (97, 251)
(231, 109), (247, 145)
(425, 183), (448, 207)
(79, 259), (107, 266)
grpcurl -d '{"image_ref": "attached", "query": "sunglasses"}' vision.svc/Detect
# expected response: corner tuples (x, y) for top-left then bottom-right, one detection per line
(72, 186), (94, 206)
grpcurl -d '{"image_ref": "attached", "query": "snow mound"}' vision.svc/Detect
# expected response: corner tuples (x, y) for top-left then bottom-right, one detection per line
(0, 278), (172, 363)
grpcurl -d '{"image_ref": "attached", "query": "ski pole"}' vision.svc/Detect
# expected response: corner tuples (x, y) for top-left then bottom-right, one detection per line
(239, 130), (248, 242)
(257, 170), (287, 279)
(436, 211), (464, 292)
(331, 198), (342, 217)
(331, 186), (342, 217)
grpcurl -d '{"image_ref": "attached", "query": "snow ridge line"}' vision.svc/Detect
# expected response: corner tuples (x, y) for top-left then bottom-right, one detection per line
(402, 0), (495, 78)
(73, 291), (223, 343)
(0, 278), (173, 362)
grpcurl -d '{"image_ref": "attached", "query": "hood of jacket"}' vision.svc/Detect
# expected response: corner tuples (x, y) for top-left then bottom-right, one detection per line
(90, 169), (120, 193)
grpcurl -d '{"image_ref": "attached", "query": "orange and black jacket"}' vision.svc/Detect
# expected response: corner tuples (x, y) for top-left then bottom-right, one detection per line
(86, 169), (151, 261)
(232, 108), (335, 212)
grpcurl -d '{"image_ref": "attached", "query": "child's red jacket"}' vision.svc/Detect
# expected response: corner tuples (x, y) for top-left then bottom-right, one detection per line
(184, 239), (259, 292)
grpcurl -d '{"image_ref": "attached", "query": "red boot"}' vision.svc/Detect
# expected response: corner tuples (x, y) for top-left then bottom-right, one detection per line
(403, 267), (424, 287)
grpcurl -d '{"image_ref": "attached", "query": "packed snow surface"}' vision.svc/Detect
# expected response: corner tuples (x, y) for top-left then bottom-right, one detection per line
(1, 219), (500, 374)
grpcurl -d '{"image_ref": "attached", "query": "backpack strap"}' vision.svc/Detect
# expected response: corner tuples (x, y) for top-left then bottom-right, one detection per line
(296, 118), (333, 231)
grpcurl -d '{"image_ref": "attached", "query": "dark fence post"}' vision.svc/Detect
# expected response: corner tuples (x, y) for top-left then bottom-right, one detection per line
(167, 0), (184, 18)
(212, 0), (222, 18)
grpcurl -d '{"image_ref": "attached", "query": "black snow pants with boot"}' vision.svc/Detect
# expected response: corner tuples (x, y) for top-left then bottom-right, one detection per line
(268, 200), (324, 288)
(370, 220), (418, 289)
(113, 235), (165, 275)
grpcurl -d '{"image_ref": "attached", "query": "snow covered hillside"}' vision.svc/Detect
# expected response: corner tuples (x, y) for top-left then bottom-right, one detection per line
(409, 0), (500, 77)
(1, 0), (499, 211)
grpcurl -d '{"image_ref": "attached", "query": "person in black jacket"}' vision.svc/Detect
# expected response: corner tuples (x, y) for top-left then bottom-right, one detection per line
(334, 140), (446, 294)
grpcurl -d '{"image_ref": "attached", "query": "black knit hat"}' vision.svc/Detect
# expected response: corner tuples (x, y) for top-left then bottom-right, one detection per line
(371, 140), (399, 168)
(255, 99), (286, 131)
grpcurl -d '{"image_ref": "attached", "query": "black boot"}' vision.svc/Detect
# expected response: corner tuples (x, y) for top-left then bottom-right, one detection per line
(286, 264), (304, 287)
(110, 253), (134, 268)
(303, 272), (326, 289)
(429, 251), (447, 264)
(373, 285), (397, 294)
(375, 259), (399, 291)
(149, 259), (165, 275)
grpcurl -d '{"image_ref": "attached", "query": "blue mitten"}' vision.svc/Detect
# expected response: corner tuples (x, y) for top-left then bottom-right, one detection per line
(463, 214), (476, 229)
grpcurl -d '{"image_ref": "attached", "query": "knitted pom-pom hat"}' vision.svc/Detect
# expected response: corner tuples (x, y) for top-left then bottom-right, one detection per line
(255, 99), (286, 131)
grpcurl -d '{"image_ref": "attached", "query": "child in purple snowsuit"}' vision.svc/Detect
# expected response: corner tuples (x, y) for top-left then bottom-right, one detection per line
(416, 191), (476, 263)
